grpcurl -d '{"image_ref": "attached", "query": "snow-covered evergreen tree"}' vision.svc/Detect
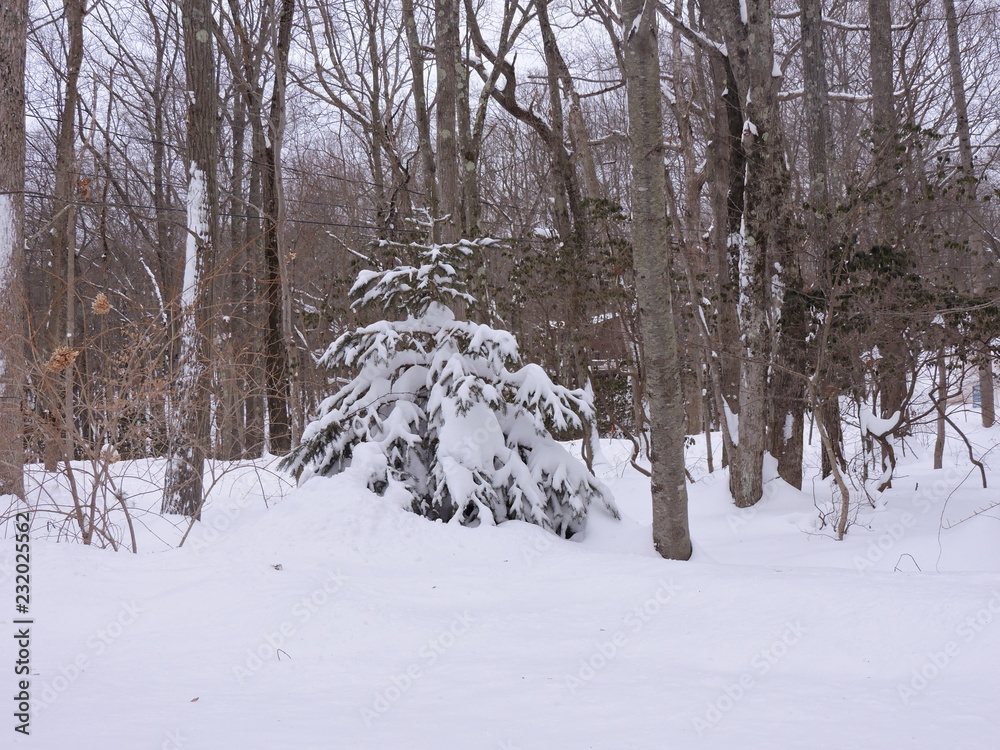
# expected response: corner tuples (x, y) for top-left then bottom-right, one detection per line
(281, 237), (619, 537)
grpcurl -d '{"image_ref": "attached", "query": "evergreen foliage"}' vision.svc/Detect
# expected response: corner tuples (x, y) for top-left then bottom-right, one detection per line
(281, 237), (619, 538)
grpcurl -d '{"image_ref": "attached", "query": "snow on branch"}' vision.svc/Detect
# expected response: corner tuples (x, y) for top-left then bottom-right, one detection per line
(282, 236), (619, 538)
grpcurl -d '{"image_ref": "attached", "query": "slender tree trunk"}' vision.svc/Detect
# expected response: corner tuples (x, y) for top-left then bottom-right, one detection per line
(980, 360), (995, 428)
(801, 0), (831, 213)
(934, 346), (946, 470)
(867, 0), (909, 422)
(456, 30), (479, 236)
(218, 91), (247, 461)
(435, 0), (461, 243)
(219, 0), (271, 458)
(42, 0), (85, 471)
(244, 151), (266, 457)
(0, 0), (27, 501)
(163, 0), (219, 517)
(219, 0), (296, 454)
(151, 49), (175, 310)
(260, 0), (296, 454)
(536, 0), (591, 397)
(364, 0), (389, 227)
(714, 0), (792, 506)
(868, 0), (895, 176)
(259, 130), (291, 454)
(942, 0), (994, 427)
(763, 0), (833, 491)
(402, 0), (437, 216)
(623, 0), (692, 559)
(801, 0), (844, 481)
(768, 306), (805, 488)
(701, 16), (744, 468)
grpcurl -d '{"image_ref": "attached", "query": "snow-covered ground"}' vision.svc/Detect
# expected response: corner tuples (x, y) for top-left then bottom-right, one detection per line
(4, 412), (1000, 749)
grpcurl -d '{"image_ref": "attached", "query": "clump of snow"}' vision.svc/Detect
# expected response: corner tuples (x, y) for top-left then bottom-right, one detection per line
(859, 404), (902, 438)
(723, 398), (739, 446)
(782, 411), (794, 443)
(180, 165), (209, 311)
(0, 193), (16, 273)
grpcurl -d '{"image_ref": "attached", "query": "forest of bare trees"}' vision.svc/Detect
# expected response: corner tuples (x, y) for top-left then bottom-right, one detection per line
(2, 0), (998, 557)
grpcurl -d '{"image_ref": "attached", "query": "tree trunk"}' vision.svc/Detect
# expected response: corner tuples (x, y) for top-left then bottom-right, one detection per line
(801, 0), (831, 213)
(868, 0), (895, 176)
(217, 85), (247, 461)
(866, 0), (911, 423)
(622, 0), (692, 560)
(402, 0), (437, 215)
(261, 0), (296, 454)
(0, 0), (27, 501)
(700, 10), (745, 468)
(42, 0), (85, 471)
(765, 0), (832, 491)
(435, 0), (461, 243)
(942, 0), (994, 427)
(714, 0), (792, 506)
(934, 346), (946, 470)
(980, 361), (996, 428)
(456, 29), (479, 236)
(801, 0), (844, 482)
(219, 0), (296, 455)
(535, 0), (592, 397)
(162, 0), (219, 517)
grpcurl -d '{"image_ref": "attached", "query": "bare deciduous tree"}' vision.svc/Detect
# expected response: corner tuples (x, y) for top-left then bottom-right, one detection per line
(622, 0), (691, 559)
(0, 0), (28, 501)
(162, 0), (220, 517)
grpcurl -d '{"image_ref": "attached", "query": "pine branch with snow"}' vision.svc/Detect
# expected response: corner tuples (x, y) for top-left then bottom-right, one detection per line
(281, 237), (618, 537)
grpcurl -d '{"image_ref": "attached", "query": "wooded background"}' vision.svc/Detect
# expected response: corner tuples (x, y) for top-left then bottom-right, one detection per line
(1, 0), (997, 531)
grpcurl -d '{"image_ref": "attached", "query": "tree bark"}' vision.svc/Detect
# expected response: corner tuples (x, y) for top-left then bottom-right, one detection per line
(622, 0), (692, 559)
(942, 0), (994, 427)
(761, 0), (822, 490)
(801, 0), (830, 213)
(868, 0), (910, 423)
(162, 0), (219, 517)
(700, 0), (745, 468)
(800, 0), (845, 482)
(934, 346), (946, 470)
(868, 0), (895, 176)
(777, 0), (832, 488)
(435, 0), (461, 243)
(402, 0), (437, 216)
(262, 0), (296, 453)
(456, 24), (479, 236)
(714, 0), (793, 506)
(218, 0), (295, 454)
(0, 0), (27, 501)
(41, 0), (86, 471)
